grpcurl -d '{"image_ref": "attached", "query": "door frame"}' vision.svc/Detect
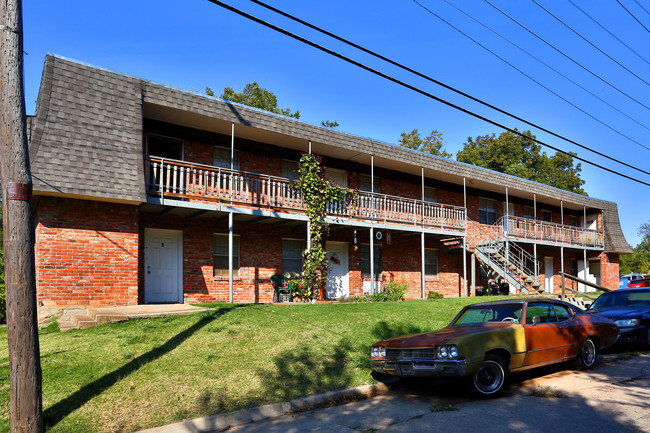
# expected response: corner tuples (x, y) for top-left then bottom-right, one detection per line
(544, 257), (554, 294)
(325, 241), (349, 299)
(144, 228), (183, 304)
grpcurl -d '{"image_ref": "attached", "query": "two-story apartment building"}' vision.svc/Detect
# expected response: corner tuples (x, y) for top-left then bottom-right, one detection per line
(28, 55), (631, 311)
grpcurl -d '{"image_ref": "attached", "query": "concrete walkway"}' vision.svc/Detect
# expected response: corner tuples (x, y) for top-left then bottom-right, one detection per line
(57, 304), (211, 330)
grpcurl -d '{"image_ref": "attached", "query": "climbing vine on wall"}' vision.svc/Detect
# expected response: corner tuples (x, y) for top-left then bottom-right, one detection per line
(292, 153), (356, 300)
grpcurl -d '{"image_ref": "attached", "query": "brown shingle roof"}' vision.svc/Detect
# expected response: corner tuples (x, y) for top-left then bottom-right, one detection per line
(28, 55), (631, 253)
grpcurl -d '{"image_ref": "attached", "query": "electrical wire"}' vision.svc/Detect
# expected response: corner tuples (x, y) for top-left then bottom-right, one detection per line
(567, 0), (650, 67)
(632, 0), (650, 17)
(208, 0), (650, 188)
(251, 0), (650, 175)
(483, 0), (650, 112)
(531, 0), (650, 87)
(439, 0), (650, 137)
(617, 0), (650, 33)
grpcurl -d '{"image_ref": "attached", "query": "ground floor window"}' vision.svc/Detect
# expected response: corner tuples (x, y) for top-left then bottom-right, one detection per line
(361, 244), (382, 278)
(213, 234), (240, 277)
(425, 249), (438, 279)
(282, 239), (304, 274)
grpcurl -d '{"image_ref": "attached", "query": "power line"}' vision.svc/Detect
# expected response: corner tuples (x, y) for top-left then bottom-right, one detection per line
(250, 0), (650, 176)
(208, 0), (650, 188)
(617, 0), (650, 33)
(440, 0), (650, 139)
(413, 0), (650, 154)
(632, 0), (650, 18)
(531, 0), (650, 87)
(483, 0), (650, 112)
(567, 0), (650, 68)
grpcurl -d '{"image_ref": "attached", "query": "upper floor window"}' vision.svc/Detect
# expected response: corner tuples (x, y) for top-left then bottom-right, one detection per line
(213, 234), (240, 277)
(479, 198), (497, 225)
(524, 206), (535, 219)
(147, 134), (183, 160)
(213, 146), (239, 170)
(281, 160), (299, 181)
(542, 210), (552, 222)
(424, 186), (437, 203)
(282, 239), (304, 274)
(360, 174), (381, 193)
(569, 215), (578, 226)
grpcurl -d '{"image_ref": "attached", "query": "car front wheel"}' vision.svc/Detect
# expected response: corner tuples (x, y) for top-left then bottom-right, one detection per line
(469, 355), (509, 398)
(572, 338), (597, 370)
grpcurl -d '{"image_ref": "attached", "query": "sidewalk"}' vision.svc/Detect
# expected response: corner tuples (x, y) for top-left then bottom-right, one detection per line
(139, 352), (650, 433)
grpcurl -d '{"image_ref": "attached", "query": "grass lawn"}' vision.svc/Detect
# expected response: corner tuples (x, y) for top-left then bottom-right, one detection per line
(0, 297), (502, 433)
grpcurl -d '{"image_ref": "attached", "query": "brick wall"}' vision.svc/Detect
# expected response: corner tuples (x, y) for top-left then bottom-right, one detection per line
(35, 197), (139, 306)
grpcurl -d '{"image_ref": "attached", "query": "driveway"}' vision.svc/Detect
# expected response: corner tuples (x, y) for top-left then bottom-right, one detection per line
(226, 353), (650, 433)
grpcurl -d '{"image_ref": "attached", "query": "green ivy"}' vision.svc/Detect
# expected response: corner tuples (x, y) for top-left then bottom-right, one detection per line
(292, 154), (356, 300)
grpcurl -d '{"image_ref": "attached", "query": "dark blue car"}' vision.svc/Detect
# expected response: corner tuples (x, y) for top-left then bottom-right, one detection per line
(588, 288), (650, 345)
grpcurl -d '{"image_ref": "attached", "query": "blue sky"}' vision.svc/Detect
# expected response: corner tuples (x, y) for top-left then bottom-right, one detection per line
(23, 0), (650, 246)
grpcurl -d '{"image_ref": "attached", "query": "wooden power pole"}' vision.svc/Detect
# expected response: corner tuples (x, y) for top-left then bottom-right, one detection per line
(0, 0), (44, 432)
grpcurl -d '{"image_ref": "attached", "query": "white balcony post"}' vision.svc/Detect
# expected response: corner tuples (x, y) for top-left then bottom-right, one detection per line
(583, 206), (587, 290)
(534, 193), (538, 281)
(229, 123), (235, 303)
(561, 200), (564, 243)
(421, 232), (425, 299)
(463, 177), (467, 297)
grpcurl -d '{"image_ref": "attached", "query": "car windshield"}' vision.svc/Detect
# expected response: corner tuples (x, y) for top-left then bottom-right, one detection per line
(452, 303), (523, 325)
(591, 290), (650, 309)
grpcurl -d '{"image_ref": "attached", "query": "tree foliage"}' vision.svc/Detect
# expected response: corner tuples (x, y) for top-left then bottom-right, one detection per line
(619, 222), (650, 275)
(456, 130), (586, 195)
(207, 81), (301, 119)
(320, 120), (339, 129)
(291, 154), (356, 300)
(398, 129), (452, 158)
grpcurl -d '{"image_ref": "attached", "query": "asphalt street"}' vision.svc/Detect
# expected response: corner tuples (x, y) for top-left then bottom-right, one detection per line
(225, 352), (650, 433)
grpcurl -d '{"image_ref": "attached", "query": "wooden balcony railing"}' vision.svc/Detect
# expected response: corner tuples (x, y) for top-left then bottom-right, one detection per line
(144, 157), (467, 232)
(500, 216), (604, 249)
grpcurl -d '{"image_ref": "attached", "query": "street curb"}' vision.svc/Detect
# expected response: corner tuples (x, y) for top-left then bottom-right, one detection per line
(136, 380), (396, 433)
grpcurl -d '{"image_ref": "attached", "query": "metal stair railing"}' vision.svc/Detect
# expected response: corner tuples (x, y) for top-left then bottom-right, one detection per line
(474, 236), (542, 294)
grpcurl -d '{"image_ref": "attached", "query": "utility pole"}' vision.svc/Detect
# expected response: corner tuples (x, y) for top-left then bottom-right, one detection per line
(0, 1), (44, 432)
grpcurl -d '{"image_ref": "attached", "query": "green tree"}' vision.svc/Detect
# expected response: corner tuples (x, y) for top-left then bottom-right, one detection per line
(398, 129), (452, 158)
(320, 120), (339, 129)
(456, 130), (586, 195)
(619, 222), (650, 275)
(206, 81), (301, 119)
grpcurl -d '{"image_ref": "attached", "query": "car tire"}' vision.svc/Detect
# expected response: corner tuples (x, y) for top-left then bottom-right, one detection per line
(572, 338), (597, 370)
(469, 354), (509, 398)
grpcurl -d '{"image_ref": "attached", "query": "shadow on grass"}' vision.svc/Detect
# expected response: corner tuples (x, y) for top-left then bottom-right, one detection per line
(43, 309), (229, 429)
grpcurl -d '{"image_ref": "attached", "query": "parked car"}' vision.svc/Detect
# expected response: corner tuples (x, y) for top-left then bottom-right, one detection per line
(587, 288), (650, 345)
(627, 279), (650, 288)
(370, 299), (619, 397)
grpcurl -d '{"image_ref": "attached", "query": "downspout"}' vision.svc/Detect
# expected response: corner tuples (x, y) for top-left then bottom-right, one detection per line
(463, 177), (467, 297)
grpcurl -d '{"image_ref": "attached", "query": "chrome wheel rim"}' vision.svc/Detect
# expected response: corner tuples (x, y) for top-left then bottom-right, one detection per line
(582, 340), (596, 367)
(474, 360), (504, 394)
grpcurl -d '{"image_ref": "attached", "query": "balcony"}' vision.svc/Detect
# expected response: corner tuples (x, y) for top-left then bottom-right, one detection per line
(500, 216), (604, 249)
(144, 157), (467, 232)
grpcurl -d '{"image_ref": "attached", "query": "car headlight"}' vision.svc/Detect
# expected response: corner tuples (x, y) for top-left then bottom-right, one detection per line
(437, 345), (459, 359)
(615, 319), (640, 328)
(371, 346), (386, 358)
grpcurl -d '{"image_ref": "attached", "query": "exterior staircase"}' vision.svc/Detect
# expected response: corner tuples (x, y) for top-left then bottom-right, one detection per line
(473, 238), (543, 295)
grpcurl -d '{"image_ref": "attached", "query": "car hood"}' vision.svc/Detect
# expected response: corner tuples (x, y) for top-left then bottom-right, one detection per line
(375, 324), (514, 347)
(588, 306), (650, 320)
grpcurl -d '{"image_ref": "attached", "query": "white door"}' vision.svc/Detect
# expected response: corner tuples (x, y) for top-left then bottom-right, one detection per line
(145, 228), (183, 303)
(544, 257), (554, 293)
(326, 242), (349, 299)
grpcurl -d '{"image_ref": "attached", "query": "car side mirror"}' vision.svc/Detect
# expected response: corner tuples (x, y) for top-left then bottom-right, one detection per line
(532, 316), (541, 325)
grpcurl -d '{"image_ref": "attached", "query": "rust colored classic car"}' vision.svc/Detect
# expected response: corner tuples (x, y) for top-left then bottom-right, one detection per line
(370, 299), (619, 397)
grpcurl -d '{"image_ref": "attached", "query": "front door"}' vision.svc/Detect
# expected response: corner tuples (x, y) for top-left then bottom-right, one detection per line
(544, 257), (554, 294)
(326, 242), (349, 299)
(145, 228), (183, 303)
